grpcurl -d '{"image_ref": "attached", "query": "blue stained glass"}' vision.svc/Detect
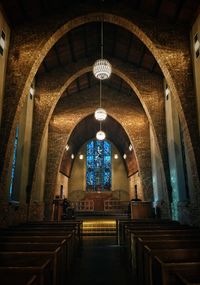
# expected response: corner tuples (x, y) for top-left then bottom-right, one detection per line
(87, 141), (94, 155)
(104, 141), (111, 155)
(86, 140), (112, 191)
(9, 127), (19, 200)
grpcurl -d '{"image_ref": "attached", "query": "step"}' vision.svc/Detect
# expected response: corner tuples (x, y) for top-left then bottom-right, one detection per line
(82, 219), (117, 236)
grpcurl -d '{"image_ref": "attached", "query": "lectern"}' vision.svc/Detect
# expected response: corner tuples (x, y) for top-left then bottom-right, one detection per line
(131, 201), (153, 219)
(52, 197), (63, 221)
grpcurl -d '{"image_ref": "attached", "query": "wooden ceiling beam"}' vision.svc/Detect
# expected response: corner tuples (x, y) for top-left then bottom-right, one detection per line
(68, 32), (76, 62)
(103, 80), (131, 97)
(118, 78), (123, 92)
(134, 0), (141, 9)
(173, 0), (186, 23)
(83, 26), (89, 58)
(76, 78), (81, 92)
(18, 0), (28, 21)
(87, 73), (91, 88)
(125, 34), (133, 62)
(39, 0), (46, 15)
(54, 45), (63, 68)
(111, 26), (118, 56)
(43, 60), (49, 73)
(138, 46), (146, 67)
(153, 0), (163, 17)
(151, 57), (157, 73)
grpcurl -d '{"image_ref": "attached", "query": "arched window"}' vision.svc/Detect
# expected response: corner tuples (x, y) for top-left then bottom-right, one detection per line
(9, 126), (19, 200)
(86, 140), (111, 192)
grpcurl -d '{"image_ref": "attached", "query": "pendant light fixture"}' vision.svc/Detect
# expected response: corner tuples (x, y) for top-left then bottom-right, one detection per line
(96, 122), (106, 141)
(93, 21), (112, 80)
(93, 19), (110, 140)
(94, 79), (107, 121)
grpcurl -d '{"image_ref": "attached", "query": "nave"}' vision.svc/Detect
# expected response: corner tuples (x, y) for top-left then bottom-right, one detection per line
(0, 217), (200, 284)
(68, 236), (133, 285)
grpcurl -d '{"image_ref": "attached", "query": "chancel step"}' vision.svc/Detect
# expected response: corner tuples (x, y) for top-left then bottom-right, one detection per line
(82, 219), (116, 236)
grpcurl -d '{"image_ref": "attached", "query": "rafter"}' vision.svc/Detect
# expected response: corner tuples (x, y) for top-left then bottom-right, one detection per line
(76, 78), (81, 92)
(111, 26), (118, 56)
(39, 0), (46, 15)
(153, 0), (163, 17)
(87, 73), (91, 88)
(173, 0), (186, 23)
(138, 46), (146, 67)
(18, 0), (28, 21)
(68, 32), (76, 62)
(134, 0), (141, 9)
(83, 26), (89, 58)
(125, 34), (133, 62)
(42, 60), (49, 73)
(118, 78), (123, 92)
(54, 45), (63, 68)
(150, 58), (157, 73)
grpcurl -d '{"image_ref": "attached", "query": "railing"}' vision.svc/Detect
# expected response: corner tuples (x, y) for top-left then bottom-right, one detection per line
(71, 200), (94, 212)
(104, 200), (129, 212)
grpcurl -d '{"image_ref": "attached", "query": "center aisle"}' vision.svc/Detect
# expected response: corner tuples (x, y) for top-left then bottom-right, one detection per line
(68, 236), (133, 285)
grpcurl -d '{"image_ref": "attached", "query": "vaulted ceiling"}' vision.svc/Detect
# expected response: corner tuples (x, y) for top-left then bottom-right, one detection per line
(1, 0), (200, 176)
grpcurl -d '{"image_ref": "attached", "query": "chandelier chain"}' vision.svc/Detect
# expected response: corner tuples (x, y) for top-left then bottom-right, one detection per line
(101, 21), (103, 59)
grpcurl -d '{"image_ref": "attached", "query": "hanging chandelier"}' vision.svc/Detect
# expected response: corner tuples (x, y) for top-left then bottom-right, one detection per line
(93, 21), (112, 80)
(94, 78), (107, 122)
(94, 107), (107, 121)
(93, 59), (112, 80)
(96, 130), (106, 141)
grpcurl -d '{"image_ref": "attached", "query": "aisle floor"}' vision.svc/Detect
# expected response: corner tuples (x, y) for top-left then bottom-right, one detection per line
(68, 236), (133, 285)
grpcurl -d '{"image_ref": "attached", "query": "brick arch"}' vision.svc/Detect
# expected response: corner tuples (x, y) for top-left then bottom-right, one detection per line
(30, 60), (169, 211)
(1, 9), (199, 200)
(43, 92), (151, 219)
(31, 63), (168, 214)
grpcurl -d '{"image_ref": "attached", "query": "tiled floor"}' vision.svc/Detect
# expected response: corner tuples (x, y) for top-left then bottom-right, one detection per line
(68, 236), (133, 285)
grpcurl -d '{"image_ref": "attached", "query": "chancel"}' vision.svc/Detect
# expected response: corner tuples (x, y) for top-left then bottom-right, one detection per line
(1, 1), (200, 284)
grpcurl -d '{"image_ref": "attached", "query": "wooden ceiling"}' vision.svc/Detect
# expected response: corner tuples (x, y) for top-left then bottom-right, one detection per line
(2, 0), (200, 27)
(60, 114), (138, 177)
(2, 0), (200, 175)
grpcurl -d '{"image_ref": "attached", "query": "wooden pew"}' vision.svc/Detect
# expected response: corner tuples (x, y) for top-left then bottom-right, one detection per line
(128, 229), (200, 268)
(24, 220), (83, 245)
(0, 222), (81, 284)
(1, 227), (77, 259)
(0, 235), (72, 273)
(120, 221), (185, 262)
(15, 224), (81, 255)
(0, 272), (39, 285)
(0, 251), (61, 285)
(137, 238), (200, 285)
(0, 243), (63, 285)
(151, 249), (200, 285)
(173, 266), (200, 284)
(117, 219), (179, 245)
(0, 254), (53, 285)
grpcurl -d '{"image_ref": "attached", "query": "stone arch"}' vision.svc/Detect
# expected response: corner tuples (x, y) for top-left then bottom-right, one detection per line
(1, 9), (199, 200)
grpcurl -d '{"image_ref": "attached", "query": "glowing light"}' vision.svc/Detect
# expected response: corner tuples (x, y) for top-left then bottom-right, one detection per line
(94, 108), (107, 121)
(93, 59), (112, 80)
(96, 130), (106, 140)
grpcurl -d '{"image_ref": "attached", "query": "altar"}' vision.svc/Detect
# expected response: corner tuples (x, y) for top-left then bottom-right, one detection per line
(85, 192), (113, 211)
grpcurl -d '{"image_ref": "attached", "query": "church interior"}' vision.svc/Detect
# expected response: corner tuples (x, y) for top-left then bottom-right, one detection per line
(1, 0), (200, 284)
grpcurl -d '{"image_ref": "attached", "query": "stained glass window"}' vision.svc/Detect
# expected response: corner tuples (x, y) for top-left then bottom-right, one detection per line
(86, 140), (111, 191)
(9, 127), (19, 200)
